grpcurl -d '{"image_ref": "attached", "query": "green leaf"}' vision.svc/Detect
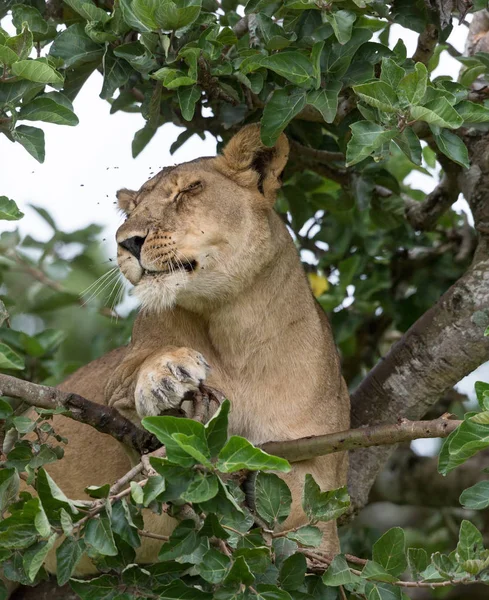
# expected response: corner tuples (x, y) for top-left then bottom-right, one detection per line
(278, 552), (307, 590)
(200, 548), (231, 584)
(224, 554), (254, 586)
(205, 398), (230, 457)
(158, 520), (199, 561)
(36, 468), (78, 517)
(286, 525), (322, 547)
(50, 24), (104, 69)
(132, 123), (157, 158)
(84, 513), (118, 556)
(380, 57), (405, 90)
(460, 480), (489, 510)
(0, 498), (42, 549)
(353, 80), (398, 112)
(261, 87), (306, 147)
(12, 125), (45, 163)
(475, 381), (489, 410)
(346, 121), (397, 166)
(407, 547), (428, 579)
(0, 45), (19, 67)
(60, 508), (74, 537)
(241, 51), (314, 86)
(365, 582), (403, 600)
(306, 83), (342, 124)
(172, 432), (212, 466)
(254, 585), (292, 600)
(131, 0), (202, 31)
(0, 197), (24, 221)
(119, 0), (151, 32)
(130, 481), (144, 504)
(11, 4), (49, 35)
(177, 85), (201, 121)
(23, 534), (58, 582)
(393, 127), (422, 166)
(64, 0), (110, 23)
(100, 47), (133, 100)
(456, 519), (484, 562)
(254, 472), (291, 527)
(19, 97), (79, 126)
(141, 475), (166, 506)
(361, 560), (399, 583)
(324, 10), (356, 44)
(398, 62), (428, 106)
(152, 67), (196, 88)
(56, 538), (86, 586)
(455, 100), (489, 123)
(432, 128), (469, 168)
(372, 527), (407, 577)
(217, 436), (291, 473)
(0, 342), (25, 370)
(70, 575), (120, 600)
(410, 98), (463, 129)
(181, 472), (219, 502)
(12, 59), (63, 84)
(0, 398), (13, 418)
(142, 415), (207, 467)
(322, 554), (359, 586)
(302, 476), (350, 522)
(0, 469), (19, 514)
(156, 0), (202, 30)
(6, 24), (33, 60)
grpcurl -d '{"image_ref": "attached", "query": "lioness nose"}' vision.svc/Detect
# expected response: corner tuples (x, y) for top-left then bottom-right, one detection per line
(119, 235), (146, 261)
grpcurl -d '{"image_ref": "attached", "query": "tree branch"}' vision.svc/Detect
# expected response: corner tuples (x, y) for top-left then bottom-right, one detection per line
(412, 24), (439, 65)
(348, 22), (489, 511)
(1, 372), (463, 471)
(371, 445), (489, 508)
(0, 373), (160, 455)
(261, 416), (460, 462)
(289, 139), (345, 164)
(404, 166), (462, 231)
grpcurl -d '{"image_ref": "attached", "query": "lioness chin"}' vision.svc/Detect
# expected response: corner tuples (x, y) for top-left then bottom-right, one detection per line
(39, 124), (350, 576)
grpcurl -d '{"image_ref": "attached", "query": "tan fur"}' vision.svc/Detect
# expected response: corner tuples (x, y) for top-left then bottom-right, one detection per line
(42, 125), (350, 573)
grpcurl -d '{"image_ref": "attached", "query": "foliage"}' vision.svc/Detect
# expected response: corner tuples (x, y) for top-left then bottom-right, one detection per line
(2, 0), (489, 598)
(0, 0), (478, 386)
(1, 390), (489, 599)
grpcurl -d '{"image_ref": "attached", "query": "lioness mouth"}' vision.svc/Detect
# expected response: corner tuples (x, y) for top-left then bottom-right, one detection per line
(143, 259), (197, 277)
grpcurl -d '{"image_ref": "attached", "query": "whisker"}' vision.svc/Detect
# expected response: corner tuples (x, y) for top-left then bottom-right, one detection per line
(82, 269), (120, 306)
(80, 267), (118, 297)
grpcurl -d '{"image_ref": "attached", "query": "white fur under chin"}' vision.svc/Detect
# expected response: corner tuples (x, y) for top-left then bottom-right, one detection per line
(133, 271), (189, 313)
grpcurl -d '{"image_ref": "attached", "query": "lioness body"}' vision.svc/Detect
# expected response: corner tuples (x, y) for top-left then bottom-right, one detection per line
(43, 126), (349, 572)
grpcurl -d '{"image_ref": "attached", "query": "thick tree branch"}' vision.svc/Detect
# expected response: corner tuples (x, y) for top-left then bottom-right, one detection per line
(404, 166), (462, 231)
(289, 139), (345, 164)
(348, 18), (489, 512)
(0, 373), (160, 454)
(412, 24), (439, 65)
(371, 445), (489, 507)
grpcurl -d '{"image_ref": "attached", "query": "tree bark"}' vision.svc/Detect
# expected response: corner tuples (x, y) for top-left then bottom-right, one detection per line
(346, 10), (489, 511)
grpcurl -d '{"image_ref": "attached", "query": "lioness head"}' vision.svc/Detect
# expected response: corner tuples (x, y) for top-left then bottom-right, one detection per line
(116, 125), (289, 312)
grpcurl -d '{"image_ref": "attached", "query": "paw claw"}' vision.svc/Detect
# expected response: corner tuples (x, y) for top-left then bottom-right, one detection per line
(135, 349), (210, 418)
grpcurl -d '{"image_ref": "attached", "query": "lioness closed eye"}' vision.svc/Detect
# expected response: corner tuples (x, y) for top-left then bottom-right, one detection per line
(42, 124), (350, 575)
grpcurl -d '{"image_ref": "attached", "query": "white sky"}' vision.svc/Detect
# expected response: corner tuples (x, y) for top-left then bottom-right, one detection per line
(0, 16), (481, 453)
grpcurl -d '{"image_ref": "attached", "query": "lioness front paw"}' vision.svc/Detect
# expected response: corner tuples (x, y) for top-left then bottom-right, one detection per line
(135, 348), (210, 418)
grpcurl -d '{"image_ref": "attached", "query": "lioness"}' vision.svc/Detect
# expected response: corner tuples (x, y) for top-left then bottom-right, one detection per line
(43, 124), (350, 573)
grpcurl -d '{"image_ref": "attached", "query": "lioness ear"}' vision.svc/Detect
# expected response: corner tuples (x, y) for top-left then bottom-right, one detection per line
(117, 189), (137, 214)
(216, 124), (289, 203)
